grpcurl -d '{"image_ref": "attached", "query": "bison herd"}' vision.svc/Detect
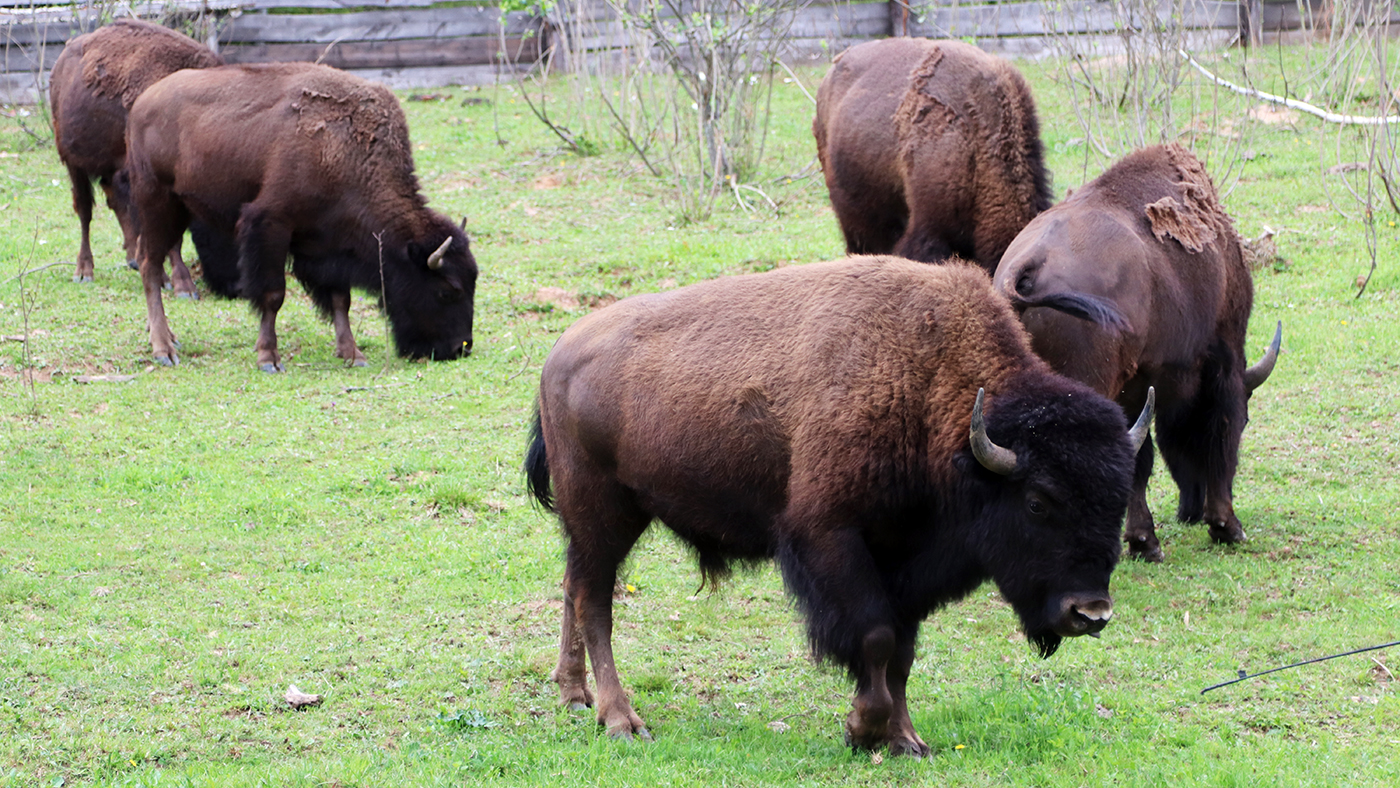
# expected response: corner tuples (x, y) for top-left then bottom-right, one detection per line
(51, 24), (1281, 758)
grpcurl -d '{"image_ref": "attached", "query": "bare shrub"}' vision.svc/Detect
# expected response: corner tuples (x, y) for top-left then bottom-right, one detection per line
(521, 0), (812, 222)
(1044, 0), (1255, 194)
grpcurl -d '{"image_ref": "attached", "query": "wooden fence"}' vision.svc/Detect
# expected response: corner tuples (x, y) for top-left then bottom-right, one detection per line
(1, 1), (1371, 104)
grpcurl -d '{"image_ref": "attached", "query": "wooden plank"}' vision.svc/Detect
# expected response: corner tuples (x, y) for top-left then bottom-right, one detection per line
(221, 7), (536, 44)
(907, 1), (1239, 39)
(343, 61), (529, 90)
(220, 35), (538, 69)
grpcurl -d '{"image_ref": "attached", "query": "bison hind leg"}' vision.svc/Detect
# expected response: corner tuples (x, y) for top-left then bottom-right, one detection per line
(554, 482), (653, 739)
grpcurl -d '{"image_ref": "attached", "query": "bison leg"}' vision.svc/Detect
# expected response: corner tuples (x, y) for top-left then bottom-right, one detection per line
(1156, 360), (1248, 546)
(550, 566), (594, 711)
(328, 291), (367, 367)
(237, 206), (293, 373)
(137, 223), (184, 367)
(778, 527), (904, 751)
(67, 165), (96, 283)
(881, 624), (929, 758)
(845, 626), (896, 751)
(551, 479), (651, 739)
(166, 244), (199, 300)
(1124, 434), (1164, 562)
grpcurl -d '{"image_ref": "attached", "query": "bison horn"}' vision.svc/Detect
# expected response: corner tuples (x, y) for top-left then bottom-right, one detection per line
(1128, 387), (1155, 455)
(1243, 320), (1282, 393)
(970, 388), (1018, 476)
(427, 236), (452, 270)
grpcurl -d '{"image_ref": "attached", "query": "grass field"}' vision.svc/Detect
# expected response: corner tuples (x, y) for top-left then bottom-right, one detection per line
(1, 41), (1397, 787)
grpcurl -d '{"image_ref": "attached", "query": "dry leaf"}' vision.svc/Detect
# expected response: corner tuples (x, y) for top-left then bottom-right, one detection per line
(91, 587), (112, 597)
(285, 684), (323, 709)
(75, 375), (137, 384)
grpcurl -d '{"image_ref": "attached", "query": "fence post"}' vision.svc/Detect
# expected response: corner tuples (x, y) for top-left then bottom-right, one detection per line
(1239, 0), (1263, 47)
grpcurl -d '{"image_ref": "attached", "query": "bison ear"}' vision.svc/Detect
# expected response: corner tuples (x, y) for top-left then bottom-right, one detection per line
(1144, 195), (1217, 254)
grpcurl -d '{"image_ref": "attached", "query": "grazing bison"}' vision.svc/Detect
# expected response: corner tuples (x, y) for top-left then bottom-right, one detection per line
(525, 257), (1152, 755)
(126, 62), (477, 371)
(813, 38), (1052, 270)
(49, 18), (226, 296)
(993, 144), (1281, 562)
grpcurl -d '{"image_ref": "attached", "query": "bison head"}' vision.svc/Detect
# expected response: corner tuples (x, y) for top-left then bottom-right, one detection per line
(963, 375), (1150, 657)
(382, 217), (478, 360)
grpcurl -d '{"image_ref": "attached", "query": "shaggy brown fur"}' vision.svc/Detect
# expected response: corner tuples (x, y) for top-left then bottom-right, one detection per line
(126, 62), (477, 372)
(813, 38), (1052, 270)
(527, 256), (1146, 755)
(49, 18), (223, 292)
(994, 144), (1281, 562)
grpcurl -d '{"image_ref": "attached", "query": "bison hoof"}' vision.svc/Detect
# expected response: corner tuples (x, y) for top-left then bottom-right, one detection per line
(605, 724), (651, 742)
(349, 358), (368, 368)
(154, 354), (178, 367)
(126, 258), (140, 271)
(1126, 536), (1164, 563)
(73, 274), (94, 284)
(259, 362), (286, 374)
(175, 290), (199, 301)
(566, 701), (590, 712)
(888, 737), (931, 758)
(1208, 521), (1247, 545)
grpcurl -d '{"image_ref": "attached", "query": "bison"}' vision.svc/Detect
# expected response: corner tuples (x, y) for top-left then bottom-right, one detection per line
(525, 256), (1152, 755)
(125, 62), (477, 371)
(49, 18), (227, 297)
(993, 144), (1281, 562)
(813, 38), (1052, 270)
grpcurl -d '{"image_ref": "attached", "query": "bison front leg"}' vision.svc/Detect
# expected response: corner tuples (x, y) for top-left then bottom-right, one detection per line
(328, 291), (367, 367)
(778, 526), (912, 754)
(881, 625), (930, 757)
(133, 201), (187, 366)
(236, 206), (293, 373)
(166, 244), (199, 300)
(1124, 434), (1164, 562)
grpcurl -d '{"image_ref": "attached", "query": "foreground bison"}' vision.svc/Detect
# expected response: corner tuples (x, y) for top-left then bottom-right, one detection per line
(49, 18), (226, 296)
(525, 257), (1151, 755)
(813, 38), (1052, 269)
(994, 144), (1280, 562)
(126, 62), (477, 371)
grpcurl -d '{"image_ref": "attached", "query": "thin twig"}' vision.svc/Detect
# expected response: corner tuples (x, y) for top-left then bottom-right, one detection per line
(1181, 49), (1400, 125)
(2, 260), (75, 284)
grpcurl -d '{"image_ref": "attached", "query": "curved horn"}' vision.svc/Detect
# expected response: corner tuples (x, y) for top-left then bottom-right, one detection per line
(970, 388), (1018, 476)
(1128, 387), (1155, 455)
(1243, 320), (1282, 392)
(426, 236), (452, 270)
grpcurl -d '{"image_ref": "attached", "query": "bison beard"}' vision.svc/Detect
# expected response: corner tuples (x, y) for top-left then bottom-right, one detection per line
(526, 257), (1147, 755)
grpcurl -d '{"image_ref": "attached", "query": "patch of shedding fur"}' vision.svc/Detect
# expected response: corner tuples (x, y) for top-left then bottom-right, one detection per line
(1144, 144), (1235, 255)
(80, 21), (219, 108)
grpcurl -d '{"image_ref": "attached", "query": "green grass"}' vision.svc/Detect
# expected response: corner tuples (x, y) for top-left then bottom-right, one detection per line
(2, 45), (1398, 786)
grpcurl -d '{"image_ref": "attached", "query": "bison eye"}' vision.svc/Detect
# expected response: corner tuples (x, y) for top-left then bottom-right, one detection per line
(1027, 497), (1048, 517)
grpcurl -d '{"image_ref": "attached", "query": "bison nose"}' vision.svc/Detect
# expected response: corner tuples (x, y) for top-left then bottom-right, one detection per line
(1055, 596), (1113, 638)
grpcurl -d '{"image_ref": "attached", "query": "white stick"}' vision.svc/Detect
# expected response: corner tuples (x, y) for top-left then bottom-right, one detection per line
(1179, 49), (1400, 126)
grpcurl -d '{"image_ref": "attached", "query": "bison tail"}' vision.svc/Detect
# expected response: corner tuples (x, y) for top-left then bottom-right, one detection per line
(1014, 292), (1130, 333)
(524, 407), (555, 513)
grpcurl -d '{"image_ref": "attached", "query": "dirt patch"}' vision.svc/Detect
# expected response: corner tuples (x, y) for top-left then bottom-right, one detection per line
(1250, 104), (1299, 125)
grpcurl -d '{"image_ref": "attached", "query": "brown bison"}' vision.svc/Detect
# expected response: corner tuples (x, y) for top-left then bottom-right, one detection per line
(525, 257), (1152, 755)
(813, 38), (1052, 270)
(993, 144), (1281, 562)
(126, 62), (477, 371)
(49, 18), (227, 297)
